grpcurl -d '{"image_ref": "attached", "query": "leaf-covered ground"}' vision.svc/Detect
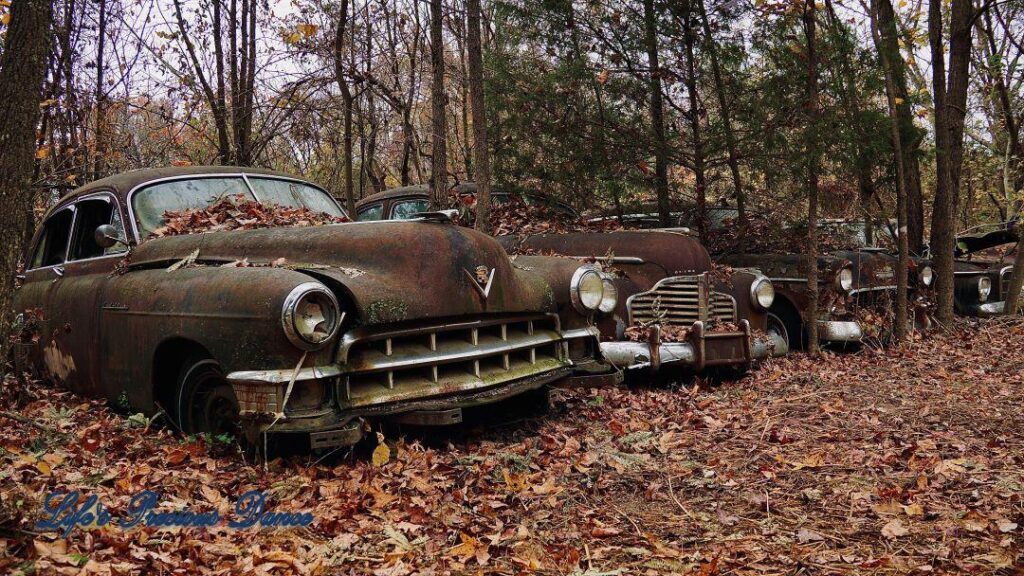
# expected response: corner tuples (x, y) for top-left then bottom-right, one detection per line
(2, 318), (1023, 575)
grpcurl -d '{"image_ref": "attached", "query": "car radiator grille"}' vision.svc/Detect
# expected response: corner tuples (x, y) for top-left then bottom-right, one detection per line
(627, 274), (737, 326)
(336, 315), (566, 408)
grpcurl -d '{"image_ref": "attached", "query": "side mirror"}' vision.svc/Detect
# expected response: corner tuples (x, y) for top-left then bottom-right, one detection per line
(94, 224), (124, 249)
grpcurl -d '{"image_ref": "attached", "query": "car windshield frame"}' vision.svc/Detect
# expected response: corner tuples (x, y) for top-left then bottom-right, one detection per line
(128, 173), (347, 241)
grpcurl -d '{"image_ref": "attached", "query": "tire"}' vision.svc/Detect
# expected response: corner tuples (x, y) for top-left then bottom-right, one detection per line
(768, 305), (804, 351)
(175, 357), (241, 439)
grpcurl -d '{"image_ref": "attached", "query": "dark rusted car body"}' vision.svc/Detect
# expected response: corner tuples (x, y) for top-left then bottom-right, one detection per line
(672, 209), (934, 348)
(11, 167), (612, 450)
(356, 184), (789, 373)
(952, 221), (1019, 316)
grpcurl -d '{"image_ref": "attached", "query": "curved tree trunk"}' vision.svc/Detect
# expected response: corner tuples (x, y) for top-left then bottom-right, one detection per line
(0, 0), (53, 356)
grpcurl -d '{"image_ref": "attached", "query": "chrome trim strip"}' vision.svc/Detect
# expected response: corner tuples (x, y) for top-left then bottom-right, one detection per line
(227, 365), (343, 384)
(850, 285), (897, 294)
(769, 277), (809, 283)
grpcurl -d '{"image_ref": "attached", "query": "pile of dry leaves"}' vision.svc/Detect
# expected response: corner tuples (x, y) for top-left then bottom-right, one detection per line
(3, 318), (1024, 575)
(485, 197), (623, 238)
(150, 197), (348, 238)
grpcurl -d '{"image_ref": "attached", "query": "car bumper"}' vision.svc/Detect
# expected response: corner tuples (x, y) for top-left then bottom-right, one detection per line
(817, 320), (863, 342)
(598, 320), (788, 372)
(976, 301), (1006, 317)
(224, 321), (605, 449)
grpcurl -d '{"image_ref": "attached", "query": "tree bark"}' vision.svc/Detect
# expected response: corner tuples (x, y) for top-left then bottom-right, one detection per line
(803, 0), (820, 355)
(643, 0), (671, 227)
(870, 0), (909, 341)
(467, 0), (491, 233)
(928, 0), (954, 324)
(333, 0), (355, 215)
(875, 0), (925, 254)
(0, 0), (53, 356)
(682, 0), (707, 243)
(695, 0), (746, 244)
(429, 0), (448, 207)
(92, 0), (108, 179)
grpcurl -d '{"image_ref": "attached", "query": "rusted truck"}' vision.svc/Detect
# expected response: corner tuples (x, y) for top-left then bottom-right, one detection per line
(953, 221), (1019, 316)
(357, 184), (789, 373)
(10, 167), (617, 450)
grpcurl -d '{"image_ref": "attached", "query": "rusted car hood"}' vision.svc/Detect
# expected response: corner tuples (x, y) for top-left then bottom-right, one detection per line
(502, 230), (712, 275)
(128, 222), (554, 324)
(955, 222), (1018, 256)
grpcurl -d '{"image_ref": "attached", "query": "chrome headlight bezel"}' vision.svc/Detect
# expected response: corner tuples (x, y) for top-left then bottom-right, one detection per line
(598, 277), (619, 313)
(977, 276), (992, 303)
(570, 266), (604, 313)
(920, 265), (934, 287)
(834, 266), (854, 293)
(750, 276), (775, 311)
(282, 282), (342, 350)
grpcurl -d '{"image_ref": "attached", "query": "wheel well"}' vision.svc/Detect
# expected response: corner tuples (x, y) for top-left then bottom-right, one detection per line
(152, 338), (212, 422)
(769, 295), (801, 326)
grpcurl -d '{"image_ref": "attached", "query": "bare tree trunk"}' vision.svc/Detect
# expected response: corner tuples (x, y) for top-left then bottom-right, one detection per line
(682, 0), (707, 243)
(467, 0), (491, 233)
(695, 0), (746, 244)
(928, 0), (973, 324)
(643, 0), (671, 227)
(875, 0), (925, 254)
(334, 0), (356, 215)
(870, 0), (909, 341)
(92, 0), (107, 179)
(928, 0), (954, 324)
(803, 0), (820, 355)
(0, 0), (52, 355)
(429, 0), (448, 207)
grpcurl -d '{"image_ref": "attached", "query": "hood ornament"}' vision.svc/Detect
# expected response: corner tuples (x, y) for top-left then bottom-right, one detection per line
(465, 265), (496, 301)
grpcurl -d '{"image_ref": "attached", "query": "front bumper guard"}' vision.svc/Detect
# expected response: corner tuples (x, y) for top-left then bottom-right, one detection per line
(599, 320), (788, 372)
(817, 320), (863, 342)
(977, 301), (1007, 317)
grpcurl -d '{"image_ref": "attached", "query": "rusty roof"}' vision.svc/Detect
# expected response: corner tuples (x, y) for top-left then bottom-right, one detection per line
(354, 185), (431, 210)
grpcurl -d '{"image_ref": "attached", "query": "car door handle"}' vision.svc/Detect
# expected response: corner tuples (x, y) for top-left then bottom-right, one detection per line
(53, 266), (65, 277)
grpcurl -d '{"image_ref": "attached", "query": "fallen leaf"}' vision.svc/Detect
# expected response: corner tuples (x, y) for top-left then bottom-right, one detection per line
(881, 519), (909, 539)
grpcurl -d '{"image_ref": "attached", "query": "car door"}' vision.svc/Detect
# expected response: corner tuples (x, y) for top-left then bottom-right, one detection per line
(44, 193), (129, 396)
(13, 206), (75, 380)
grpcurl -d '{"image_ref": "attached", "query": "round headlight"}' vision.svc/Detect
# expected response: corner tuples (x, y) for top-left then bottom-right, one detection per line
(978, 276), (992, 302)
(282, 282), (341, 350)
(920, 266), (934, 287)
(570, 267), (604, 313)
(750, 277), (775, 310)
(598, 277), (618, 313)
(834, 267), (854, 293)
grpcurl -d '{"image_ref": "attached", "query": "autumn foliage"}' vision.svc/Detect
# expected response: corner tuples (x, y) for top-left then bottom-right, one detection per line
(150, 197), (348, 239)
(4, 318), (1023, 574)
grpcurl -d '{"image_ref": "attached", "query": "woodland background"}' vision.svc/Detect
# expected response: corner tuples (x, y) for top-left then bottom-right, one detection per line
(0, 0), (1022, 342)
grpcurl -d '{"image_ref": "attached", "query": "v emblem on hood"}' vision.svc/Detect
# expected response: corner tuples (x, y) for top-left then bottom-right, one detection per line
(465, 265), (496, 301)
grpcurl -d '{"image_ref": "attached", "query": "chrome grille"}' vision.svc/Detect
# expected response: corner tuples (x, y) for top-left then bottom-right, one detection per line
(336, 315), (566, 408)
(627, 274), (736, 326)
(1000, 266), (1013, 299)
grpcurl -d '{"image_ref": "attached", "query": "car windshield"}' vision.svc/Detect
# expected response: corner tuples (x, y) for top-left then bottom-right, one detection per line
(133, 176), (345, 237)
(392, 199), (431, 219)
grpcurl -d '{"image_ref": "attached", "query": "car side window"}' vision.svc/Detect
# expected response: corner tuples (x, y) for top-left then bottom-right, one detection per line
(69, 198), (127, 260)
(357, 203), (384, 221)
(391, 199), (431, 220)
(30, 208), (75, 269)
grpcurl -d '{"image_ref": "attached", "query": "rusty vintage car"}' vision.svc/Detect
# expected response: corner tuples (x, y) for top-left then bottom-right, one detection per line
(675, 209), (934, 348)
(953, 221), (1019, 316)
(357, 184), (789, 373)
(10, 167), (617, 450)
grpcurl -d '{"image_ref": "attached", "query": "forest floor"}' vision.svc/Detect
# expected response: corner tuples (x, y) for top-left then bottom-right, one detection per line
(2, 317), (1024, 575)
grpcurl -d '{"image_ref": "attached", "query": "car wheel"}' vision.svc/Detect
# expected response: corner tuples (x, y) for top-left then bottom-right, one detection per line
(176, 358), (241, 439)
(767, 305), (804, 351)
